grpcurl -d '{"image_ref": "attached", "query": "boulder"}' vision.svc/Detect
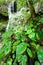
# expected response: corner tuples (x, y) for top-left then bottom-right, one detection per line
(0, 0), (15, 16)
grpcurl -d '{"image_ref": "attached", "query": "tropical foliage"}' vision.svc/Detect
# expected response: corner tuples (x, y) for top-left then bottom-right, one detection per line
(0, 0), (43, 65)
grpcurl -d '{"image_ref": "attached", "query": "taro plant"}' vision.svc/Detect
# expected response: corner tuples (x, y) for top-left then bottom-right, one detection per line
(0, 21), (43, 65)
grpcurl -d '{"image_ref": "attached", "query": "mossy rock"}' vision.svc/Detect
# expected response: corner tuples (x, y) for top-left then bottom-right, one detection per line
(0, 19), (8, 32)
(0, 0), (15, 16)
(0, 0), (15, 5)
(0, 5), (8, 16)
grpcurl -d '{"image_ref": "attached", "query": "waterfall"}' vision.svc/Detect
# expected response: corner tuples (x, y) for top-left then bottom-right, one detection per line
(6, 1), (14, 31)
(8, 1), (14, 19)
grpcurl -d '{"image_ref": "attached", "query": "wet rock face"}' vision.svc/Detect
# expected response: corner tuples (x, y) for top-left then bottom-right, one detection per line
(35, 2), (43, 13)
(0, 0), (13, 17)
(0, 4), (8, 16)
(0, 1), (17, 17)
(0, 18), (8, 33)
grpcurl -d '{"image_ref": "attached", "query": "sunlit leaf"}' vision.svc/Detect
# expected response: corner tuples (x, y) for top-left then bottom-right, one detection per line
(16, 43), (27, 55)
(0, 41), (11, 59)
(35, 61), (40, 65)
(4, 58), (12, 65)
(21, 55), (27, 65)
(28, 32), (36, 41)
(27, 48), (33, 58)
(37, 49), (43, 62)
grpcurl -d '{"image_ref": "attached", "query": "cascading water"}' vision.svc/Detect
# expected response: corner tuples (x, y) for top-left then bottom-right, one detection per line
(6, 1), (14, 31)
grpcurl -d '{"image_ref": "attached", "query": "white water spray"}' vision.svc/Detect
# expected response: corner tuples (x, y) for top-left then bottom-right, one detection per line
(6, 2), (14, 31)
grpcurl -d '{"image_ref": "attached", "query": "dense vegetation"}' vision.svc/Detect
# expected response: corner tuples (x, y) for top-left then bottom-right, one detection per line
(0, 0), (43, 65)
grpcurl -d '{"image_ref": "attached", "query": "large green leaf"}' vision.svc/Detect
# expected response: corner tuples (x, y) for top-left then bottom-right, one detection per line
(39, 18), (43, 23)
(27, 48), (33, 58)
(12, 40), (20, 53)
(37, 49), (43, 62)
(4, 58), (12, 65)
(35, 61), (40, 65)
(27, 28), (34, 35)
(36, 29), (43, 40)
(21, 36), (26, 42)
(21, 55), (27, 65)
(2, 29), (14, 39)
(28, 32), (36, 41)
(13, 62), (17, 65)
(16, 55), (27, 65)
(31, 43), (40, 50)
(0, 41), (11, 59)
(16, 43), (27, 55)
(13, 40), (20, 46)
(26, 27), (36, 41)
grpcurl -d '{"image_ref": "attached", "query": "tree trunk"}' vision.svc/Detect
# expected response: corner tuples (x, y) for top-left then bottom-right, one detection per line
(28, 0), (36, 18)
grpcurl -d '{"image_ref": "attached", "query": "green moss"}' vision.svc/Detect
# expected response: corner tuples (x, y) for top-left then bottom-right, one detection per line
(0, 0), (15, 5)
(0, 11), (8, 17)
(0, 0), (16, 16)
(0, 19), (8, 31)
